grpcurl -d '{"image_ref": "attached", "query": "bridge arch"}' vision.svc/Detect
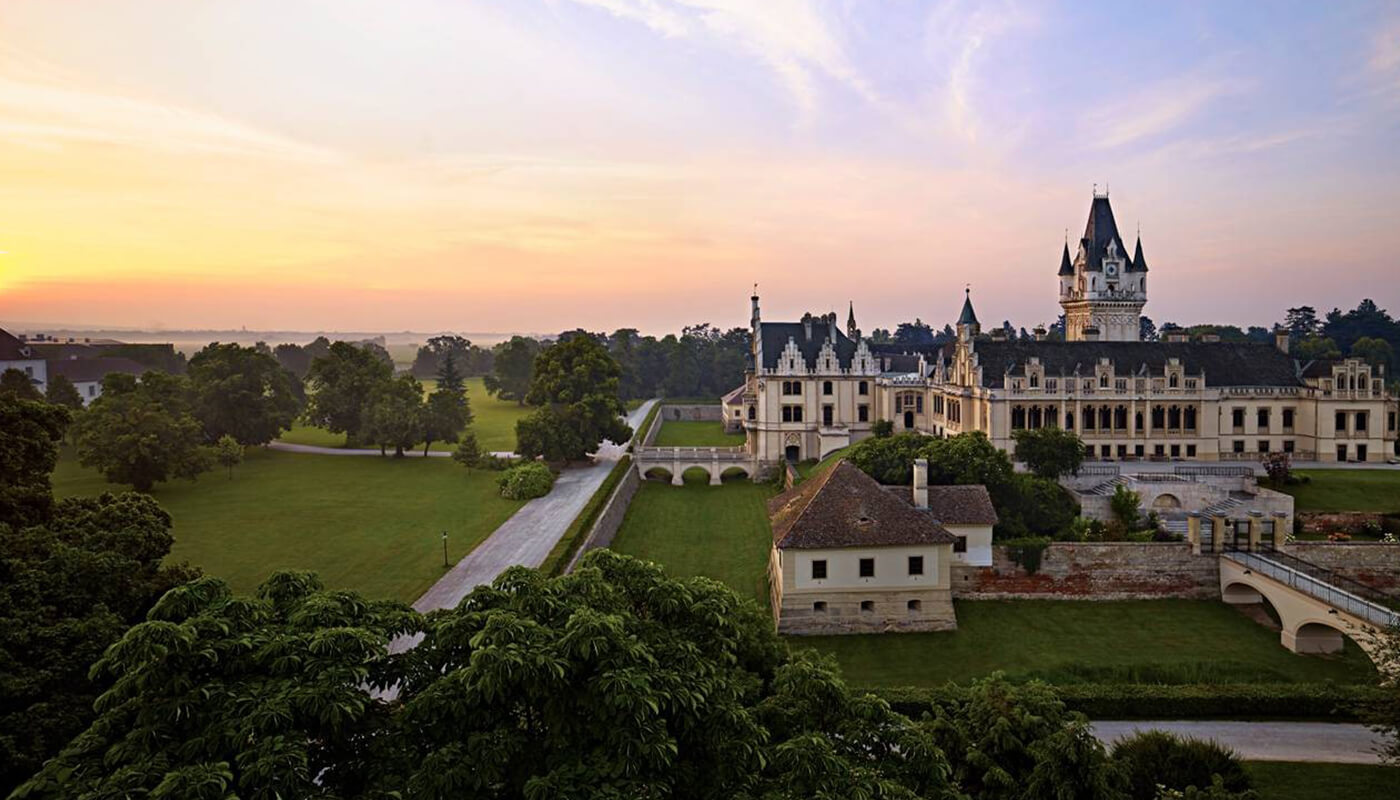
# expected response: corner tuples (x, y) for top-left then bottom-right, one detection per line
(1220, 557), (1385, 661)
(720, 465), (751, 482)
(643, 466), (674, 483)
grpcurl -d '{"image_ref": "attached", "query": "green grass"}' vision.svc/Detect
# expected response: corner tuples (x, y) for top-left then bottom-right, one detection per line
(52, 448), (523, 603)
(1245, 761), (1399, 799)
(609, 479), (778, 605)
(800, 600), (1376, 687)
(1280, 470), (1400, 513)
(277, 377), (529, 454)
(652, 420), (747, 447)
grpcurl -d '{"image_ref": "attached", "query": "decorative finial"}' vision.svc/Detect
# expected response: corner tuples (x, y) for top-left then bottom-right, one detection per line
(1092, 182), (1097, 195)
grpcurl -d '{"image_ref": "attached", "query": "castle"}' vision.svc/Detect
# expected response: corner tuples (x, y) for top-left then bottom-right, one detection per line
(730, 191), (1398, 466)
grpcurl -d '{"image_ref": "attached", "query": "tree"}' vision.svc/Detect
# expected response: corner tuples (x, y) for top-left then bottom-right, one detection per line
(214, 434), (244, 479)
(1294, 336), (1341, 361)
(361, 375), (425, 457)
(1361, 621), (1400, 766)
(894, 318), (936, 346)
(1110, 483), (1142, 530)
(305, 340), (394, 445)
(44, 373), (83, 409)
(1351, 336), (1395, 370)
(435, 349), (465, 393)
(1013, 427), (1087, 479)
(412, 334), (475, 380)
(1111, 730), (1252, 800)
(1140, 316), (1158, 342)
(1283, 306), (1321, 340)
(0, 367), (42, 401)
(452, 431), (484, 472)
(0, 491), (197, 794)
(516, 334), (631, 462)
(869, 327), (892, 343)
(19, 551), (961, 798)
(0, 395), (70, 529)
(188, 342), (302, 445)
(272, 342), (312, 379)
(484, 336), (540, 404)
(496, 461), (555, 499)
(73, 372), (212, 492)
(421, 381), (471, 456)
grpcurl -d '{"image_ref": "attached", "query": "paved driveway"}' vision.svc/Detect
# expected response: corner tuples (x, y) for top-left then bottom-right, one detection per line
(1091, 720), (1391, 764)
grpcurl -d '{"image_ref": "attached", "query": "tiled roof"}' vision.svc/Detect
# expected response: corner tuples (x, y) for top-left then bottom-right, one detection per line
(0, 328), (36, 360)
(1130, 236), (1149, 273)
(758, 319), (858, 370)
(49, 357), (147, 383)
(1058, 242), (1074, 276)
(721, 384), (746, 405)
(970, 340), (1303, 388)
(1078, 196), (1130, 273)
(884, 484), (1000, 525)
(768, 460), (957, 549)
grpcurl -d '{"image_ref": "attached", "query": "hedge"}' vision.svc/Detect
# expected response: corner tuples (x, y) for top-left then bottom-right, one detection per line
(629, 402), (662, 453)
(864, 683), (1384, 722)
(540, 454), (632, 577)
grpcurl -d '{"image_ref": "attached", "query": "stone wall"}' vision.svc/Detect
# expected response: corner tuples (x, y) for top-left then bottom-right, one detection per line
(565, 463), (642, 572)
(951, 542), (1220, 600)
(1284, 542), (1400, 593)
(660, 403), (723, 422)
(778, 588), (957, 635)
(1297, 511), (1400, 536)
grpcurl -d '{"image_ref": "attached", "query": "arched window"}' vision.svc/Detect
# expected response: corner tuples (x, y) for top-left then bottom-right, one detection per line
(1114, 406), (1128, 430)
(1168, 406), (1181, 429)
(1065, 411), (1075, 430)
(1152, 406), (1165, 429)
(747, 405), (755, 421)
(1135, 412), (1144, 431)
(1030, 373), (1040, 388)
(1100, 374), (1109, 388)
(1083, 408), (1095, 430)
(1169, 373), (1179, 388)
(1099, 406), (1111, 430)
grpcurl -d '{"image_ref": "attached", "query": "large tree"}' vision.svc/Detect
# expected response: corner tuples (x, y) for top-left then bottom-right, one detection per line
(516, 333), (631, 462)
(1013, 427), (1087, 480)
(0, 367), (42, 401)
(43, 374), (83, 409)
(361, 374), (426, 457)
(0, 394), (70, 529)
(421, 380), (471, 456)
(73, 372), (212, 491)
(484, 335), (540, 404)
(305, 341), (394, 445)
(188, 342), (302, 445)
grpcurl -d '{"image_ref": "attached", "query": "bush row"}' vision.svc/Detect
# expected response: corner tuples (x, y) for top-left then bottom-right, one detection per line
(865, 682), (1384, 722)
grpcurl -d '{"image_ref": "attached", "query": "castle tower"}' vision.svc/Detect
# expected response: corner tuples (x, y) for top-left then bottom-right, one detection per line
(1059, 190), (1147, 341)
(957, 288), (981, 341)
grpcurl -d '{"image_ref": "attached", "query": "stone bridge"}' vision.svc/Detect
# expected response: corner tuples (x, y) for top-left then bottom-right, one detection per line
(1221, 550), (1398, 662)
(631, 445), (758, 485)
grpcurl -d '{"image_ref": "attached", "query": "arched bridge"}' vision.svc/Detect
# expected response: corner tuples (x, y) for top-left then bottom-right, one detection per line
(1221, 550), (1398, 662)
(632, 445), (759, 485)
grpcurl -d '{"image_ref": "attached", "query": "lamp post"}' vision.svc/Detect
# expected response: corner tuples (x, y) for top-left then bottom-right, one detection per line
(441, 531), (449, 569)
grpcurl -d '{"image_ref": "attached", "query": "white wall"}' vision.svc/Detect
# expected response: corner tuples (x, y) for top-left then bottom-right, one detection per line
(787, 544), (950, 592)
(0, 358), (47, 391)
(945, 523), (993, 566)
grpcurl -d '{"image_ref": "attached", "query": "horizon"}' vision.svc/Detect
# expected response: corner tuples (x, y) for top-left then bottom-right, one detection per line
(2, 1), (1399, 332)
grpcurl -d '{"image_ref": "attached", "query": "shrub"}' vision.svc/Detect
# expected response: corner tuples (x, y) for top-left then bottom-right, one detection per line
(1003, 536), (1052, 574)
(870, 419), (894, 438)
(1112, 730), (1251, 800)
(497, 461), (555, 500)
(1110, 484), (1141, 529)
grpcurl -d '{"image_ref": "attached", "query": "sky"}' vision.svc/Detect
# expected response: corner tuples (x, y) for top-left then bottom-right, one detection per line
(1, 0), (1399, 336)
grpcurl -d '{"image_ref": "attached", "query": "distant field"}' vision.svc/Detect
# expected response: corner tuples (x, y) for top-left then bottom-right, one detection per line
(652, 420), (747, 448)
(1245, 762), (1399, 800)
(1281, 470), (1400, 513)
(278, 376), (527, 453)
(52, 448), (522, 602)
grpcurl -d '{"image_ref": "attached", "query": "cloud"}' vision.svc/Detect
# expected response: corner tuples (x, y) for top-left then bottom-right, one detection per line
(919, 1), (1036, 146)
(1085, 76), (1247, 150)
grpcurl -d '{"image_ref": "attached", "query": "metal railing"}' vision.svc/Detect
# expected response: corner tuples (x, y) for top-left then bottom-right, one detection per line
(1223, 551), (1400, 629)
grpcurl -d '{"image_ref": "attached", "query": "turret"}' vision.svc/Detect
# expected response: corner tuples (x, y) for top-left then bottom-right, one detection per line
(1058, 240), (1074, 299)
(846, 301), (859, 339)
(957, 288), (981, 341)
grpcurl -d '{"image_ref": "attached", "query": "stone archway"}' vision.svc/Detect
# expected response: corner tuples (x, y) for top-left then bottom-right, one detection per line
(1151, 493), (1182, 510)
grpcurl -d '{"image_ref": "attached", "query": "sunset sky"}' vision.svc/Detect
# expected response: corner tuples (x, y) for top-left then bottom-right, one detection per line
(2, 1), (1399, 336)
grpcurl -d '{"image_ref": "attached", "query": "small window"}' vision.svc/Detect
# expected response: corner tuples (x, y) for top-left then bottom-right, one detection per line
(1232, 440), (1245, 453)
(813, 601), (827, 613)
(822, 380), (833, 395)
(1356, 412), (1368, 432)
(1283, 440), (1295, 453)
(907, 556), (924, 576)
(1186, 444), (1196, 457)
(1257, 409), (1269, 429)
(1169, 373), (1179, 388)
(858, 405), (869, 422)
(858, 558), (875, 578)
(811, 560), (827, 580)
(953, 536), (967, 553)
(860, 600), (875, 613)
(1283, 408), (1295, 428)
(1232, 408), (1245, 428)
(858, 380), (868, 396)
(907, 599), (922, 612)
(1099, 374), (1109, 388)
(1258, 440), (1269, 453)
(1336, 411), (1347, 432)
(1170, 444), (1180, 458)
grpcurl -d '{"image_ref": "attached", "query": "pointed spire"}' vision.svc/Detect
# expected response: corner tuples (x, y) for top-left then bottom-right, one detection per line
(1058, 239), (1074, 276)
(846, 301), (858, 339)
(958, 287), (979, 326)
(1131, 235), (1149, 272)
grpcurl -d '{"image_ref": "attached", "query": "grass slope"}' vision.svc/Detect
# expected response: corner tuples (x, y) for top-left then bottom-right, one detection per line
(277, 376), (528, 453)
(801, 600), (1375, 687)
(1245, 761), (1399, 799)
(52, 448), (523, 603)
(609, 478), (777, 605)
(1281, 470), (1400, 513)
(652, 420), (747, 447)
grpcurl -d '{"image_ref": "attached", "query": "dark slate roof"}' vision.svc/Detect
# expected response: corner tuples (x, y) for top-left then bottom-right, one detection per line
(884, 484), (1000, 525)
(769, 461), (957, 549)
(49, 357), (147, 383)
(958, 290), (979, 325)
(1300, 359), (1340, 379)
(758, 318), (857, 370)
(0, 328), (36, 360)
(1058, 242), (1074, 276)
(1130, 236), (1149, 273)
(970, 340), (1304, 388)
(1078, 196), (1130, 273)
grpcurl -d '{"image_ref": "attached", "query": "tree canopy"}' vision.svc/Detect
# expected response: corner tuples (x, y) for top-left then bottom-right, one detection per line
(0, 367), (42, 401)
(305, 341), (394, 445)
(188, 342), (302, 445)
(43, 374), (84, 409)
(361, 374), (426, 457)
(484, 335), (540, 404)
(0, 395), (70, 529)
(73, 372), (212, 492)
(516, 334), (631, 462)
(1013, 427), (1087, 480)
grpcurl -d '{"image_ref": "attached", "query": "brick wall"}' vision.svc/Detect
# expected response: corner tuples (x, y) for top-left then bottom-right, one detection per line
(951, 542), (1220, 600)
(1284, 542), (1400, 593)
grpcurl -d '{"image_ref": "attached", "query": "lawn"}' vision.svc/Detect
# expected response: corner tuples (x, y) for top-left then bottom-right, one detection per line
(1245, 762), (1399, 799)
(609, 478), (778, 605)
(652, 420), (747, 448)
(51, 448), (523, 603)
(277, 376), (528, 454)
(799, 600), (1376, 687)
(1279, 470), (1400, 513)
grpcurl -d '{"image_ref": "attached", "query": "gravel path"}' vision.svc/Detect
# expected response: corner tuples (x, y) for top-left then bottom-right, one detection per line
(1090, 720), (1391, 764)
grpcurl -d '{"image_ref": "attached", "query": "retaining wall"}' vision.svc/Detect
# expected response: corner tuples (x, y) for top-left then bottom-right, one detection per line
(660, 403), (723, 422)
(1284, 542), (1400, 593)
(565, 464), (642, 572)
(951, 542), (1220, 600)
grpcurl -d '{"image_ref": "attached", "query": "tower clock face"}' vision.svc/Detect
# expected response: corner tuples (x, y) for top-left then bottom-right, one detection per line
(1106, 263), (1118, 277)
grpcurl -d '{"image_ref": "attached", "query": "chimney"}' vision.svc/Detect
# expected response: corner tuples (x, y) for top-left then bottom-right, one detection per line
(750, 292), (761, 331)
(1163, 327), (1189, 343)
(912, 458), (929, 510)
(990, 328), (1008, 341)
(1273, 328), (1290, 354)
(802, 312), (813, 341)
(1033, 325), (1047, 341)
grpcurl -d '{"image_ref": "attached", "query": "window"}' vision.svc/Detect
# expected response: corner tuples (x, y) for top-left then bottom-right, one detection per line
(1336, 411), (1347, 432)
(782, 406), (803, 422)
(1099, 374), (1109, 388)
(953, 536), (967, 553)
(1184, 407), (1197, 430)
(87, 385), (96, 397)
(1169, 373), (1180, 389)
(782, 381), (802, 396)
(1358, 444), (1368, 462)
(822, 380), (833, 395)
(907, 556), (924, 576)
(858, 558), (875, 578)
(1101, 445), (1111, 458)
(907, 599), (922, 612)
(1356, 412), (1368, 432)
(747, 405), (755, 420)
(858, 380), (869, 396)
(1171, 444), (1181, 458)
(1232, 408), (1245, 428)
(860, 600), (875, 613)
(1115, 378), (1127, 392)
(1154, 444), (1165, 457)
(813, 601), (827, 613)
(1030, 373), (1040, 388)
(1337, 444), (1348, 462)
(24, 366), (32, 376)
(1283, 440), (1295, 453)
(811, 560), (827, 580)
(1186, 444), (1197, 457)
(1389, 411), (1396, 432)
(1258, 440), (1269, 453)
(1135, 445), (1145, 457)
(1117, 445), (1127, 458)
(915, 396), (924, 413)
(1257, 408), (1269, 430)
(1282, 408), (1295, 429)
(822, 405), (834, 426)
(858, 405), (869, 422)
(1233, 440), (1245, 453)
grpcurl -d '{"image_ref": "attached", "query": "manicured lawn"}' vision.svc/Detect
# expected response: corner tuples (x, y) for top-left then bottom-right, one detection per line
(1280, 470), (1400, 513)
(799, 600), (1376, 687)
(51, 448), (523, 603)
(609, 478), (777, 605)
(652, 420), (747, 448)
(1245, 761), (1399, 799)
(277, 376), (528, 454)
